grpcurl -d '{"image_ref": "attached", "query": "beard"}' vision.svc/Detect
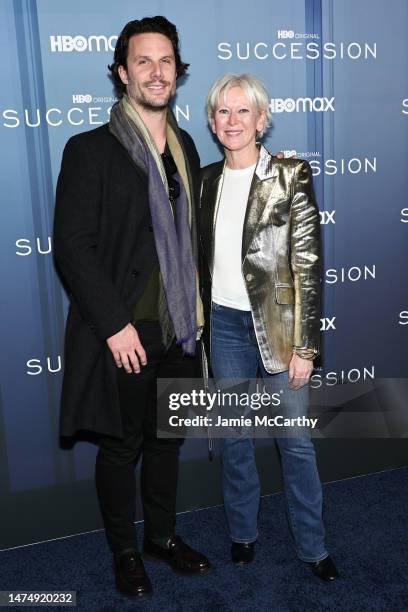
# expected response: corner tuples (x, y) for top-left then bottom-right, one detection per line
(128, 79), (175, 112)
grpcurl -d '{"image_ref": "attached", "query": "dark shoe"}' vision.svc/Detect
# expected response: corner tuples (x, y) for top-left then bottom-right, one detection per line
(114, 551), (153, 598)
(143, 535), (213, 575)
(308, 556), (339, 581)
(231, 542), (255, 565)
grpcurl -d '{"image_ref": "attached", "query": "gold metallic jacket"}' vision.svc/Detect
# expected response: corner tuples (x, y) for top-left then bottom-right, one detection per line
(199, 145), (321, 373)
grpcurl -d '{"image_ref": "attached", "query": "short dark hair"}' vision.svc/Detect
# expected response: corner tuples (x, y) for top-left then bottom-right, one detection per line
(108, 16), (189, 95)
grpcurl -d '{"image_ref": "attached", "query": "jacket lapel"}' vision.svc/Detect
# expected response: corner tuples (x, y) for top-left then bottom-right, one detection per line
(242, 145), (278, 260)
(200, 161), (225, 275)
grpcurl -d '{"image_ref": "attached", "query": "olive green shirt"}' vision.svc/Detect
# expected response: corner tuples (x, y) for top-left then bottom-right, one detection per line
(132, 144), (178, 322)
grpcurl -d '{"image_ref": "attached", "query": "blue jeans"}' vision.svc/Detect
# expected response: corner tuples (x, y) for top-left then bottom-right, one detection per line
(211, 302), (327, 562)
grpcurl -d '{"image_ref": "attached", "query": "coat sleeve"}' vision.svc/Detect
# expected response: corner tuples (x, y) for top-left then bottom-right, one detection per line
(53, 135), (131, 341)
(289, 160), (321, 353)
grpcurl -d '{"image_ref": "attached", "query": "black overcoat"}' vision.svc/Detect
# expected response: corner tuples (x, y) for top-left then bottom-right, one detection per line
(53, 123), (200, 438)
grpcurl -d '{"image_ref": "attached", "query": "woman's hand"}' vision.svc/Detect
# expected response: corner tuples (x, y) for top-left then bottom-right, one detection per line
(288, 354), (313, 389)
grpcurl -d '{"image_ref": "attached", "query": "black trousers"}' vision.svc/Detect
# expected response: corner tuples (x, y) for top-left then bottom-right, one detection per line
(95, 321), (199, 554)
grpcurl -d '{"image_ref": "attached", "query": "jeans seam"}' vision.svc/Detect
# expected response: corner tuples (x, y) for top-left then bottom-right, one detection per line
(283, 473), (327, 561)
(231, 530), (258, 544)
(298, 551), (329, 563)
(284, 485), (300, 546)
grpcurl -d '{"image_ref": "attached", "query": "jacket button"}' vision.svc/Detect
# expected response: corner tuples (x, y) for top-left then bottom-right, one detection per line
(245, 273), (254, 281)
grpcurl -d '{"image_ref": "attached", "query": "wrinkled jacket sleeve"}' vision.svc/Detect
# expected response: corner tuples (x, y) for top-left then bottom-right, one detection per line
(290, 160), (321, 352)
(53, 136), (131, 341)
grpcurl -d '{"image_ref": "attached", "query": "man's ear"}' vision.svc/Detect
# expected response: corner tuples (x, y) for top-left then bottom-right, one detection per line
(118, 65), (129, 86)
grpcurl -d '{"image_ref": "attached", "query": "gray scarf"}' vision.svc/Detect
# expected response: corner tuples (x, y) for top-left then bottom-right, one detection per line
(109, 98), (197, 355)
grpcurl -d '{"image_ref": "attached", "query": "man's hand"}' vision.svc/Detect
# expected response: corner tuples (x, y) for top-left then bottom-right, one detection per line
(275, 151), (298, 159)
(106, 323), (147, 374)
(288, 354), (313, 390)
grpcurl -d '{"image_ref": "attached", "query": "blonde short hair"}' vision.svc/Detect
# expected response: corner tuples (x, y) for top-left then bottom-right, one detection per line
(206, 73), (272, 138)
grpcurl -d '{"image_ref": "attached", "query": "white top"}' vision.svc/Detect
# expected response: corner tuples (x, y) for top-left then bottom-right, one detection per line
(212, 163), (256, 311)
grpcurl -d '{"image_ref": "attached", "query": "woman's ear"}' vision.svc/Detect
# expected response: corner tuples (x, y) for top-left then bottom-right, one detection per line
(210, 116), (216, 134)
(256, 110), (266, 134)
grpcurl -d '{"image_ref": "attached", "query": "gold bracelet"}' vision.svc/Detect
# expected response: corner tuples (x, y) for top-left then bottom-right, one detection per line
(292, 346), (318, 360)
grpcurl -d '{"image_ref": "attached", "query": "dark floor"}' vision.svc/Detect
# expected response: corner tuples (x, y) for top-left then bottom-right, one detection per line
(1, 468), (408, 611)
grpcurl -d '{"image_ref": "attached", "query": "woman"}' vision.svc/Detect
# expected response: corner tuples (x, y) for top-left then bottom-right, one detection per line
(200, 74), (338, 580)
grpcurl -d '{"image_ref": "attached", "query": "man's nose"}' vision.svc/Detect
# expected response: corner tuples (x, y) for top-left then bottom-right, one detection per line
(150, 61), (163, 79)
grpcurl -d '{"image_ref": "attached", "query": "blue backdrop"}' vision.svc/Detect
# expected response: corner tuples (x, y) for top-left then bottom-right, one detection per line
(0, 0), (407, 548)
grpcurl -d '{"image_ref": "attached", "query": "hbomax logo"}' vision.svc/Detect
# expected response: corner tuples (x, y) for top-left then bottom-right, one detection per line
(50, 35), (118, 53)
(320, 317), (336, 331)
(269, 97), (335, 113)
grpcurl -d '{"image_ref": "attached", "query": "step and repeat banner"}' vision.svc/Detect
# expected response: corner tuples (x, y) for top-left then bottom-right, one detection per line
(0, 0), (407, 548)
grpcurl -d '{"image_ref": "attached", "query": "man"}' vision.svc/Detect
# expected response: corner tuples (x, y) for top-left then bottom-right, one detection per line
(54, 16), (211, 599)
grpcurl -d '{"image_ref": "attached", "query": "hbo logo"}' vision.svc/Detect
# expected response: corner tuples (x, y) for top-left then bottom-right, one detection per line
(277, 30), (295, 39)
(72, 94), (92, 104)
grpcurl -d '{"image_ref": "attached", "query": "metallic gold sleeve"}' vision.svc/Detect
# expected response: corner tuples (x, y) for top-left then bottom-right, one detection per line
(290, 161), (321, 353)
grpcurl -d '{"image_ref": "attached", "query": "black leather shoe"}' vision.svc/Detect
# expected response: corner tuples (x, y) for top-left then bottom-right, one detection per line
(143, 536), (213, 575)
(114, 551), (152, 598)
(308, 556), (339, 581)
(231, 542), (255, 565)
